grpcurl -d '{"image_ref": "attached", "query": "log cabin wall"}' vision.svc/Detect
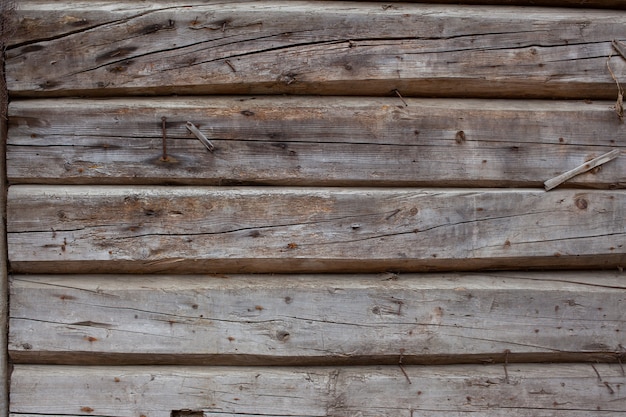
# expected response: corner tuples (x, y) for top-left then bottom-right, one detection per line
(4, 0), (626, 415)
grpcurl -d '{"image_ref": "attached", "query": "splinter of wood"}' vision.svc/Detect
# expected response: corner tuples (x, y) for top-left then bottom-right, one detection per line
(591, 363), (602, 381)
(612, 40), (626, 61)
(503, 349), (510, 384)
(186, 121), (215, 152)
(161, 116), (168, 161)
(544, 149), (620, 191)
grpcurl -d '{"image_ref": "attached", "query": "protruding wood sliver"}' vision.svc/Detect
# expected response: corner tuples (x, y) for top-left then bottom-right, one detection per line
(6, 2), (626, 98)
(185, 121), (215, 152)
(544, 149), (621, 191)
(7, 186), (626, 274)
(7, 97), (626, 187)
(9, 272), (626, 365)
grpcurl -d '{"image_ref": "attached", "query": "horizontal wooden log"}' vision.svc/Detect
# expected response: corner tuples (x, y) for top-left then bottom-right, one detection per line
(10, 364), (625, 416)
(9, 0), (626, 48)
(7, 2), (626, 98)
(9, 272), (626, 365)
(9, 2), (173, 47)
(7, 97), (625, 187)
(7, 186), (626, 273)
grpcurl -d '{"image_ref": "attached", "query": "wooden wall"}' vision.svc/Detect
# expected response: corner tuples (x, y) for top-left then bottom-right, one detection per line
(5, 1), (626, 415)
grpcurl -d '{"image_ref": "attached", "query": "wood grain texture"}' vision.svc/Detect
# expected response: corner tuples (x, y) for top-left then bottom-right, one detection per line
(7, 97), (625, 187)
(8, 0), (626, 47)
(7, 186), (626, 273)
(6, 2), (626, 98)
(344, 0), (626, 8)
(9, 272), (626, 365)
(10, 364), (626, 417)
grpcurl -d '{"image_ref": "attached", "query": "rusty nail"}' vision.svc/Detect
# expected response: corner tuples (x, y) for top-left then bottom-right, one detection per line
(398, 350), (412, 384)
(393, 89), (408, 107)
(225, 59), (236, 72)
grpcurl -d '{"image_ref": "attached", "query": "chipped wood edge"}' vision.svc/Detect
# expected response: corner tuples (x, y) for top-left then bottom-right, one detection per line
(544, 149), (621, 191)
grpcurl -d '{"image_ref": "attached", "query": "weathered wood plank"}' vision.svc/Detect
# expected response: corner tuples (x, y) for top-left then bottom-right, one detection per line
(10, 364), (625, 417)
(350, 0), (626, 8)
(7, 2), (626, 98)
(9, 0), (626, 48)
(7, 97), (625, 187)
(9, 272), (626, 365)
(9, 1), (196, 47)
(7, 186), (626, 273)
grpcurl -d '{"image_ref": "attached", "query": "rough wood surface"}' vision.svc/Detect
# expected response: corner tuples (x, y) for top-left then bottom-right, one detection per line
(7, 186), (626, 273)
(9, 272), (626, 365)
(8, 0), (626, 47)
(7, 2), (626, 98)
(8, 0), (626, 48)
(7, 97), (625, 187)
(10, 364), (626, 416)
(345, 0), (626, 8)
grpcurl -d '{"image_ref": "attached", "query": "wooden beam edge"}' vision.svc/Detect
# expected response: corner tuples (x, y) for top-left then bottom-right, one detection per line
(8, 255), (626, 275)
(7, 80), (624, 101)
(0, 36), (9, 417)
(8, 351), (624, 367)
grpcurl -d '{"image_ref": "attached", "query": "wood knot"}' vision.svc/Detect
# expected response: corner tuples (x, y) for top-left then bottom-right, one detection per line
(276, 330), (290, 342)
(575, 197), (588, 210)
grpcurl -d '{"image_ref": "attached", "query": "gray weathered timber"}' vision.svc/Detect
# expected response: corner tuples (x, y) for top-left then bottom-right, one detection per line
(10, 364), (625, 417)
(7, 186), (626, 273)
(8, 0), (625, 47)
(9, 272), (626, 365)
(7, 97), (625, 187)
(6, 2), (626, 99)
(9, 1), (195, 47)
(8, 0), (626, 48)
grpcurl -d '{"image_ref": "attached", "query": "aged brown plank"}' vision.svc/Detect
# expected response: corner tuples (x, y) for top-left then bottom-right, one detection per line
(6, 2), (626, 98)
(7, 186), (626, 273)
(10, 364), (625, 417)
(9, 272), (626, 365)
(7, 97), (625, 187)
